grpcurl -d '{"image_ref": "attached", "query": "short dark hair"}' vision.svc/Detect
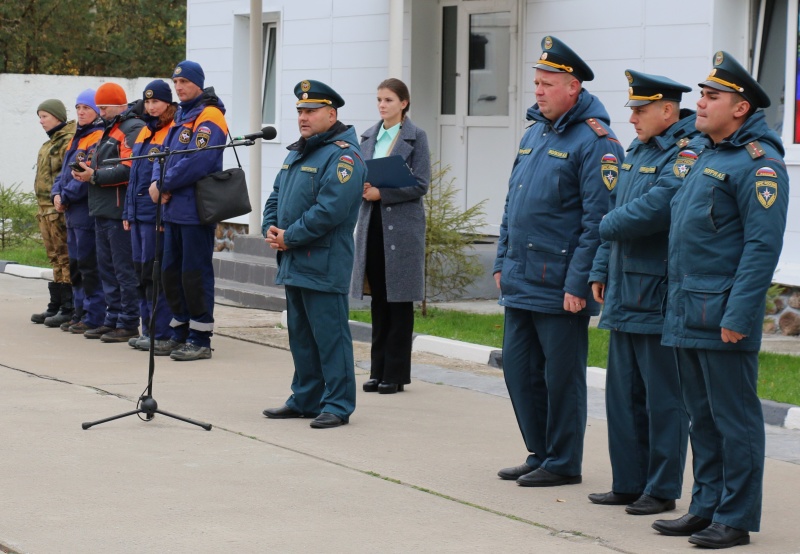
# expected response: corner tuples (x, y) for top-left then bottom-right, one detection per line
(377, 78), (411, 118)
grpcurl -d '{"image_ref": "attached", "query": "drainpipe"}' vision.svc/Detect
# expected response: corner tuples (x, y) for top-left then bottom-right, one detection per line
(249, 0), (263, 235)
(388, 0), (403, 78)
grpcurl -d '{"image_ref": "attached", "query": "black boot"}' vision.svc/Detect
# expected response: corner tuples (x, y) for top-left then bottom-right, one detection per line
(31, 282), (61, 324)
(44, 284), (74, 328)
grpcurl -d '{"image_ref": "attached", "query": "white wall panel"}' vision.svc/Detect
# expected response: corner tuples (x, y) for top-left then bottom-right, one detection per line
(284, 0), (332, 20)
(526, 0), (643, 31)
(283, 18), (333, 45)
(332, 14), (391, 42)
(334, 0), (390, 17)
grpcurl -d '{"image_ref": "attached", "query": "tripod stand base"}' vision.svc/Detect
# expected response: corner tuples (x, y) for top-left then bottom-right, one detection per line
(81, 395), (212, 431)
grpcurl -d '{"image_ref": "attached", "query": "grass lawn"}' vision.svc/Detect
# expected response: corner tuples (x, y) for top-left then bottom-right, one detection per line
(351, 307), (800, 405)
(0, 240), (49, 267)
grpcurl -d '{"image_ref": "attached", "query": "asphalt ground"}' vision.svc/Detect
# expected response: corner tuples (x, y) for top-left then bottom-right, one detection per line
(1, 273), (800, 553)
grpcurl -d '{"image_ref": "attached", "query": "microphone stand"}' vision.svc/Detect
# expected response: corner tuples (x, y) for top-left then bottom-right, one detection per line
(81, 138), (255, 431)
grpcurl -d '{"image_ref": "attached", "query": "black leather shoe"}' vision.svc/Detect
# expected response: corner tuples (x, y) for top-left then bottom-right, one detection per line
(689, 523), (750, 549)
(262, 405), (303, 419)
(588, 491), (641, 505)
(516, 467), (581, 487)
(310, 413), (347, 429)
(625, 494), (676, 515)
(652, 513), (712, 536)
(363, 379), (380, 392)
(377, 382), (404, 394)
(498, 463), (535, 480)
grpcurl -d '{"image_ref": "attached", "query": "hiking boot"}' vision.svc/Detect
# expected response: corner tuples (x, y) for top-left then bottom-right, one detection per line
(100, 328), (140, 343)
(31, 282), (61, 324)
(153, 339), (182, 356)
(60, 319), (77, 332)
(170, 342), (212, 361)
(83, 325), (113, 339)
(128, 335), (150, 349)
(69, 321), (95, 334)
(44, 311), (75, 328)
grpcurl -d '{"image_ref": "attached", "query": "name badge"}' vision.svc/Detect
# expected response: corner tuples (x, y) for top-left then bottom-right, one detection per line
(518, 148), (532, 155)
(639, 166), (657, 174)
(703, 167), (727, 181)
(621, 163), (632, 171)
(547, 149), (568, 159)
(301, 166), (318, 174)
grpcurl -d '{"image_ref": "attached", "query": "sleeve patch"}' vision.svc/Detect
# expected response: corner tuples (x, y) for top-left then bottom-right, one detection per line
(337, 163), (353, 183)
(756, 166), (777, 178)
(673, 150), (698, 178)
(756, 181), (778, 208)
(339, 154), (354, 165)
(601, 153), (618, 190)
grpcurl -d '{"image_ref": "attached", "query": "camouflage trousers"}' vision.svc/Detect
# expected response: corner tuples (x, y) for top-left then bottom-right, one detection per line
(36, 210), (70, 284)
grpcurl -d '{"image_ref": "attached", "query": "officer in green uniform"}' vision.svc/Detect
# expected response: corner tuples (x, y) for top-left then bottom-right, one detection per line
(588, 71), (697, 515)
(653, 52), (789, 549)
(494, 36), (624, 486)
(261, 80), (365, 429)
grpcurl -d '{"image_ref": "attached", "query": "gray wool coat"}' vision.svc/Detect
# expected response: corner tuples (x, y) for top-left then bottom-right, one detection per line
(350, 117), (430, 302)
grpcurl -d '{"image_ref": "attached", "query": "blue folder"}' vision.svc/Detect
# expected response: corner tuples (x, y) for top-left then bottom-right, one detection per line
(365, 155), (417, 188)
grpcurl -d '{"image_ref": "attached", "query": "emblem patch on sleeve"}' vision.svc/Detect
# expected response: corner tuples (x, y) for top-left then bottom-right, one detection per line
(756, 180), (778, 208)
(178, 128), (192, 144)
(339, 155), (354, 165)
(673, 150), (698, 178)
(337, 162), (353, 184)
(601, 153), (618, 190)
(756, 166), (777, 178)
(195, 126), (211, 148)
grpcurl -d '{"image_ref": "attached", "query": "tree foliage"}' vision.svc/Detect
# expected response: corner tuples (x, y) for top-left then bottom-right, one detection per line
(0, 0), (186, 78)
(422, 161), (487, 316)
(0, 183), (39, 250)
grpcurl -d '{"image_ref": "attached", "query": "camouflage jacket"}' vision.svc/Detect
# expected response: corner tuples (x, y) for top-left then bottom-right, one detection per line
(35, 120), (76, 213)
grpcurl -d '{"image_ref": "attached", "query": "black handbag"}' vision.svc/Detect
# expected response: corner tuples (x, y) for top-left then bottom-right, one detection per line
(195, 134), (252, 224)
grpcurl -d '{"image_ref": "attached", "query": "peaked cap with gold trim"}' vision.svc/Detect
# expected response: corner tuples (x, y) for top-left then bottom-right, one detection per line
(698, 51), (770, 109)
(534, 35), (594, 82)
(294, 79), (345, 109)
(624, 69), (691, 107)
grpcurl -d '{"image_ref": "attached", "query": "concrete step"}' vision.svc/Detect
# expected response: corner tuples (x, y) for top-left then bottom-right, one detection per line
(230, 234), (276, 258)
(213, 250), (279, 287)
(215, 278), (286, 311)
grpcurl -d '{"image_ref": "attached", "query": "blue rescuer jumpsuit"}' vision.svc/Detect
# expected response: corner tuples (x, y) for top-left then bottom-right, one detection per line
(262, 123), (365, 421)
(494, 89), (624, 476)
(589, 110), (698, 499)
(51, 120), (106, 328)
(663, 111), (788, 532)
(156, 90), (228, 348)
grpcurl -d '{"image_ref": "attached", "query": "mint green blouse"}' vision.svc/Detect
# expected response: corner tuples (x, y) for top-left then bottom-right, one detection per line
(373, 122), (401, 159)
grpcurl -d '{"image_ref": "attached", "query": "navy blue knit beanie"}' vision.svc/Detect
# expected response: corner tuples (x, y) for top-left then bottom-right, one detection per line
(172, 60), (205, 90)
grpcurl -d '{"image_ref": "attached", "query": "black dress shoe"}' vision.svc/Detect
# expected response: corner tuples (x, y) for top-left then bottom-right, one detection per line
(625, 494), (676, 515)
(652, 513), (712, 536)
(377, 382), (404, 394)
(363, 379), (380, 392)
(310, 413), (347, 429)
(689, 523), (750, 549)
(516, 467), (582, 487)
(498, 463), (536, 481)
(262, 405), (303, 419)
(588, 491), (641, 505)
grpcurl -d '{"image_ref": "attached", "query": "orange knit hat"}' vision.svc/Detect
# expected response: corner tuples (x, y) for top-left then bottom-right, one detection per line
(95, 82), (127, 106)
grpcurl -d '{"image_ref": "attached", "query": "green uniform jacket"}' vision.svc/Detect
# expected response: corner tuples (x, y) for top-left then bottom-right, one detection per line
(589, 111), (699, 334)
(35, 120), (76, 214)
(662, 111), (789, 351)
(262, 123), (366, 294)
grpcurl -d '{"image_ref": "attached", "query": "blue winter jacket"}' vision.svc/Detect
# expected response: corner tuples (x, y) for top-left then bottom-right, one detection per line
(662, 111), (789, 351)
(589, 110), (699, 334)
(51, 119), (104, 229)
(123, 116), (173, 223)
(494, 89), (625, 315)
(262, 122), (366, 294)
(154, 88), (228, 225)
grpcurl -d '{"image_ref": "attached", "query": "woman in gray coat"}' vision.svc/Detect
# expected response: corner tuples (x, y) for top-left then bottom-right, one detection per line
(350, 78), (430, 394)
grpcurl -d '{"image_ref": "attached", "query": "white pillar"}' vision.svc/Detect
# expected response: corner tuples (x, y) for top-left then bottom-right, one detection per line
(248, 0), (263, 235)
(388, 0), (403, 78)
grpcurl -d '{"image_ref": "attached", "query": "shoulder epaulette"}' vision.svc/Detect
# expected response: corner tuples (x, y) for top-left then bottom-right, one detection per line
(585, 118), (608, 137)
(676, 137), (690, 148)
(745, 141), (766, 159)
(334, 140), (350, 149)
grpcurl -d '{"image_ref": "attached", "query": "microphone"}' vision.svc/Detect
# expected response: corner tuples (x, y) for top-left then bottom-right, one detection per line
(233, 126), (277, 141)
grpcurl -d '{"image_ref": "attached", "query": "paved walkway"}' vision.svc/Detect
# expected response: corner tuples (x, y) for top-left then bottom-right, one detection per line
(1, 273), (800, 553)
